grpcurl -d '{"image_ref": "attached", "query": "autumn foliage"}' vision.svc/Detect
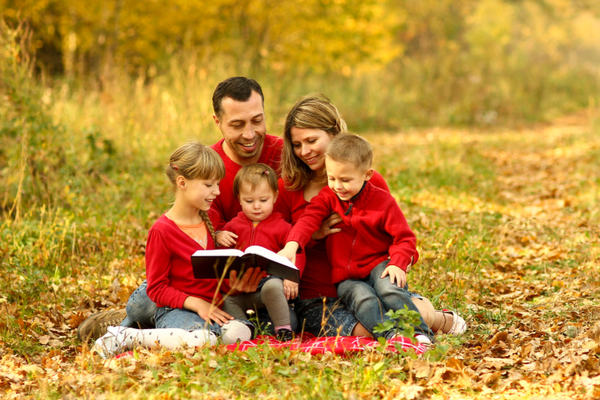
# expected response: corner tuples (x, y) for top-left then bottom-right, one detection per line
(1, 4), (600, 399)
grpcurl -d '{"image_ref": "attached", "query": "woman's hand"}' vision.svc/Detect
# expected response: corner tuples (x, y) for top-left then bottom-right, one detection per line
(380, 265), (407, 288)
(312, 212), (342, 241)
(216, 230), (238, 247)
(183, 296), (233, 326)
(229, 267), (264, 293)
(278, 242), (299, 265)
(283, 279), (298, 300)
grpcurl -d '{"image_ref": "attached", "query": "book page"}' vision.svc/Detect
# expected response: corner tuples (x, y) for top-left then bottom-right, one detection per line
(192, 249), (245, 258)
(244, 245), (299, 270)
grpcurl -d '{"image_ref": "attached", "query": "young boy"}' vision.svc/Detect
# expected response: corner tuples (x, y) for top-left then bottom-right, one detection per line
(278, 133), (433, 344)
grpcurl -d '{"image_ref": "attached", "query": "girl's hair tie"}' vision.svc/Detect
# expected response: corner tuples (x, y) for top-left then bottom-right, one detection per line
(171, 163), (179, 171)
(263, 170), (269, 175)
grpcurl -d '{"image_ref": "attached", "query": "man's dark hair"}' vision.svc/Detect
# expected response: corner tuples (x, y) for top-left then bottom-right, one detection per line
(212, 77), (264, 118)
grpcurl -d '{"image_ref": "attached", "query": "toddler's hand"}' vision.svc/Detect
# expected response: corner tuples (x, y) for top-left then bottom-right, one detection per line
(380, 265), (407, 288)
(283, 279), (298, 300)
(216, 231), (238, 247)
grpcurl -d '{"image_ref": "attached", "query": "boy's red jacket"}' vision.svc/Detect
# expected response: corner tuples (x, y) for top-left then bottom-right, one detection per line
(286, 181), (418, 284)
(221, 211), (305, 276)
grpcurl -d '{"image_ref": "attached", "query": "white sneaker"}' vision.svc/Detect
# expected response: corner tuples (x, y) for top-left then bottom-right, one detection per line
(440, 310), (467, 334)
(414, 334), (433, 347)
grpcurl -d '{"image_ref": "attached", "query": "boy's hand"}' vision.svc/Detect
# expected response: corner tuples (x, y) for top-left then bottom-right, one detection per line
(380, 264), (407, 288)
(283, 279), (298, 300)
(183, 296), (233, 326)
(312, 212), (342, 240)
(278, 242), (299, 265)
(216, 231), (238, 247)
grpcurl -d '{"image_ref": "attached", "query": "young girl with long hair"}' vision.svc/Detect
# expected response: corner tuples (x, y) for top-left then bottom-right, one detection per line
(95, 142), (262, 358)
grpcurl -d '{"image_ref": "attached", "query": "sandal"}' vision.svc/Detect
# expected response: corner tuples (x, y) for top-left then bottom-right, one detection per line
(437, 309), (467, 334)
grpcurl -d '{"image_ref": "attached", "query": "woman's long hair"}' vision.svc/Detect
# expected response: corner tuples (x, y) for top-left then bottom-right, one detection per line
(280, 94), (347, 191)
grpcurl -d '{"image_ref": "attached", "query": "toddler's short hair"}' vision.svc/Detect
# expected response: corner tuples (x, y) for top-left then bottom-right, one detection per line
(326, 133), (372, 171)
(233, 163), (278, 198)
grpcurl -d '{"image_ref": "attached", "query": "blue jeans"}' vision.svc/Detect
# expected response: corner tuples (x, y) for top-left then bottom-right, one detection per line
(121, 280), (293, 333)
(295, 297), (358, 337)
(121, 280), (157, 329)
(154, 307), (225, 333)
(337, 260), (434, 342)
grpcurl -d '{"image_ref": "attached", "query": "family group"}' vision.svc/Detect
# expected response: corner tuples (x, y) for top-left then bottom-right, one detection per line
(76, 77), (467, 358)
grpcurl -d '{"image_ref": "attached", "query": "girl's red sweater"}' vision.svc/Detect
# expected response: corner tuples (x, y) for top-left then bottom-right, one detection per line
(286, 181), (418, 284)
(209, 135), (283, 229)
(274, 172), (390, 299)
(146, 214), (231, 308)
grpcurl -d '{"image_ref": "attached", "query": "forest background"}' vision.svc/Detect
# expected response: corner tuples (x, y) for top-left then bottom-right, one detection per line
(1, 0), (600, 398)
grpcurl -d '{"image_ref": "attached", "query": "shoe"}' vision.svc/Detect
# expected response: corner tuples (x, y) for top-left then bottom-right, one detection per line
(77, 309), (128, 342)
(414, 334), (433, 347)
(438, 310), (467, 334)
(276, 329), (294, 342)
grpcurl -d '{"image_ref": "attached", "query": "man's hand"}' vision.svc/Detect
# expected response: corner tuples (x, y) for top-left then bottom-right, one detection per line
(283, 279), (298, 300)
(216, 231), (238, 247)
(229, 267), (264, 293)
(183, 296), (233, 326)
(312, 212), (342, 241)
(380, 264), (407, 288)
(278, 242), (299, 265)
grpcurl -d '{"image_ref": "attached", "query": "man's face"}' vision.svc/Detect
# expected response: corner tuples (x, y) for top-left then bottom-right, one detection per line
(213, 91), (266, 164)
(325, 156), (373, 201)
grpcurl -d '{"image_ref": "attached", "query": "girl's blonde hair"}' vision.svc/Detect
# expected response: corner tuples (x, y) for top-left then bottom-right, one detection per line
(166, 141), (225, 242)
(281, 94), (347, 191)
(233, 163), (278, 199)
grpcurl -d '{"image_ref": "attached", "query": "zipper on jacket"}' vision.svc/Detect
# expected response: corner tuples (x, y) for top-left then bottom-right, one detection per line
(344, 202), (353, 216)
(346, 208), (355, 272)
(347, 234), (357, 272)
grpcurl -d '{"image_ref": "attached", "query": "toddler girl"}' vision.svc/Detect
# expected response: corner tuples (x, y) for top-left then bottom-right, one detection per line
(95, 142), (261, 358)
(217, 163), (304, 341)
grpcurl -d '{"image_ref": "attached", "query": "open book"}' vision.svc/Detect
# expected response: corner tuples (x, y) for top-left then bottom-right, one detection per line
(191, 245), (300, 283)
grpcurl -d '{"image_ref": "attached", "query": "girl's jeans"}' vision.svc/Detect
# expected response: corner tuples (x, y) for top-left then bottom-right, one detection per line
(121, 280), (157, 329)
(121, 280), (297, 333)
(336, 260), (434, 342)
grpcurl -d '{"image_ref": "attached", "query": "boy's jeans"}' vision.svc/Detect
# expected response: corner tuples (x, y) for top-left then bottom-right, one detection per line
(337, 260), (434, 342)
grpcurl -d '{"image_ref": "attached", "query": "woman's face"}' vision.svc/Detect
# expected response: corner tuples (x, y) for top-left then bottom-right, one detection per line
(290, 127), (332, 172)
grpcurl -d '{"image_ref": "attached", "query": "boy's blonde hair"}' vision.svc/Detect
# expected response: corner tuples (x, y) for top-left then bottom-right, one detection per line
(281, 94), (347, 191)
(233, 163), (278, 199)
(326, 133), (372, 171)
(166, 141), (225, 242)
